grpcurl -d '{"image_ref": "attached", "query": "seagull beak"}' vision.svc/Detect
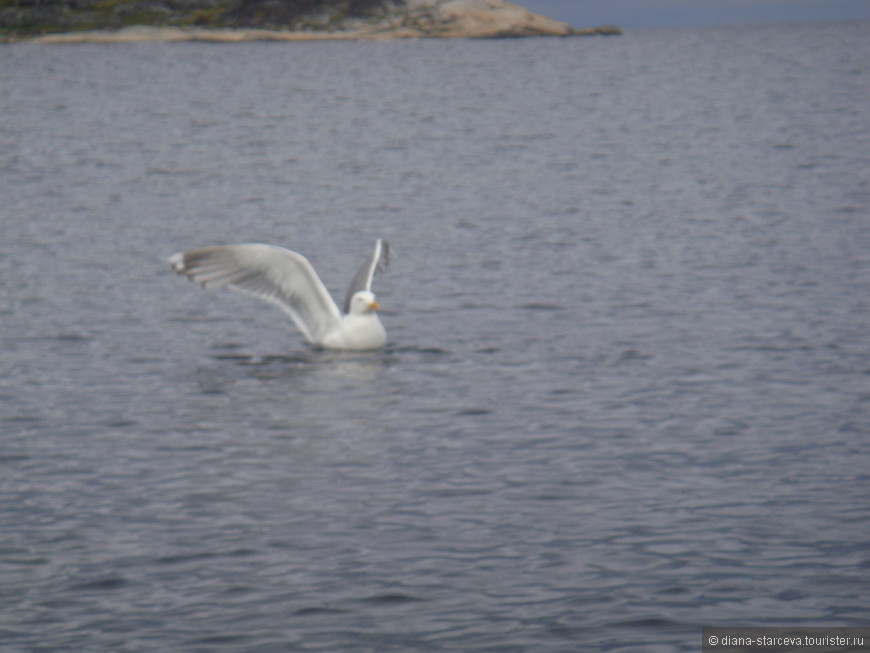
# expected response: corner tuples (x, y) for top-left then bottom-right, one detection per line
(369, 300), (380, 311)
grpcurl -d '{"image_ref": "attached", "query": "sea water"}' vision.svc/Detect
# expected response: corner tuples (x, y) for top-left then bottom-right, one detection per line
(1, 21), (868, 651)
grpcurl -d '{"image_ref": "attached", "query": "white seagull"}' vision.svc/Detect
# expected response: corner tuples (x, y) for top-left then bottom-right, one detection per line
(169, 239), (390, 351)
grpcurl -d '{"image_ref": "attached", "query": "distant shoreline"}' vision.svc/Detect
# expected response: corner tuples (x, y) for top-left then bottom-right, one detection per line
(2, 0), (621, 45)
(23, 23), (620, 44)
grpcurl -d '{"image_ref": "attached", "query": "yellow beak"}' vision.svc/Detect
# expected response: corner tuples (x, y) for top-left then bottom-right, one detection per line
(369, 301), (380, 311)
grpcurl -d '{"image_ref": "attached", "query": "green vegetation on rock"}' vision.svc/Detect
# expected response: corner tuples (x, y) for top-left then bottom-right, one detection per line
(0, 0), (398, 38)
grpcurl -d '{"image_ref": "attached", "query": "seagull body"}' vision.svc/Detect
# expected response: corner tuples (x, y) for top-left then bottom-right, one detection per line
(169, 239), (390, 351)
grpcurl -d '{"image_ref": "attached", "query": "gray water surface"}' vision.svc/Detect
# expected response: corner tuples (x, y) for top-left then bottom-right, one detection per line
(1, 21), (869, 652)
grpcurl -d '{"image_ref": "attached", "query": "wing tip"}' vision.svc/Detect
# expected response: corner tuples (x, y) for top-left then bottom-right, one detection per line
(377, 238), (391, 271)
(168, 252), (186, 273)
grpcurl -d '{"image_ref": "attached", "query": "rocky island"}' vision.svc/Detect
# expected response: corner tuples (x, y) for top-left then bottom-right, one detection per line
(0, 0), (621, 43)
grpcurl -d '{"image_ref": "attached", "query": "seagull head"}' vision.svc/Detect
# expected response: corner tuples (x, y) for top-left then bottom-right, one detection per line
(348, 290), (380, 315)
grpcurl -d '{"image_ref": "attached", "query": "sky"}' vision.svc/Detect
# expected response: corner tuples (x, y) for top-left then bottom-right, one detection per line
(517, 0), (870, 29)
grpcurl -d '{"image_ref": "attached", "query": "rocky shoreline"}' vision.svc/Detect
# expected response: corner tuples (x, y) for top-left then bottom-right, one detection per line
(1, 0), (621, 43)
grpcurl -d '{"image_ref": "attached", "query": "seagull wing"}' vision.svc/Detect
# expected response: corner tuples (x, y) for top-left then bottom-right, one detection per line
(343, 239), (390, 314)
(169, 244), (342, 344)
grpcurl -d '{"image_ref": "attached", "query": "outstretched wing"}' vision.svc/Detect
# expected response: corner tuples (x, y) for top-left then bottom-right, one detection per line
(169, 244), (342, 344)
(343, 239), (390, 314)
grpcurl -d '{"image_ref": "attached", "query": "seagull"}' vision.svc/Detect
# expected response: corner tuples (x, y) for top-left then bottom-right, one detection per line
(169, 239), (390, 350)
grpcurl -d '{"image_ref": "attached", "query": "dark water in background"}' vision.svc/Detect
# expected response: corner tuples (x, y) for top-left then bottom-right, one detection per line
(1, 21), (868, 652)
